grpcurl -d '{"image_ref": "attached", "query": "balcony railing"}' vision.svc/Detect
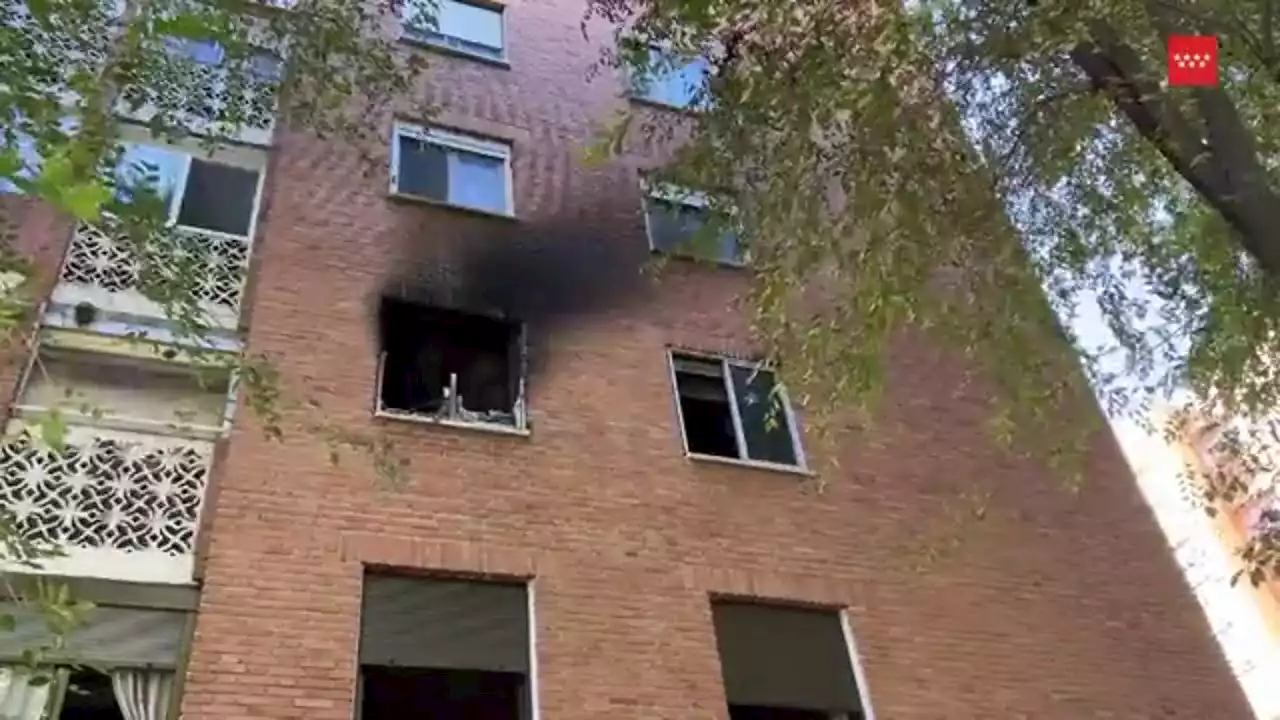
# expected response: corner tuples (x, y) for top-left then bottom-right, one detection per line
(54, 223), (250, 330)
(0, 422), (213, 585)
(116, 45), (280, 148)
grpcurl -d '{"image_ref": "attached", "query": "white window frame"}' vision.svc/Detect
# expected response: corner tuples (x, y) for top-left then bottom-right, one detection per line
(641, 179), (743, 266)
(389, 122), (515, 217)
(400, 0), (508, 63)
(114, 123), (268, 242)
(666, 349), (807, 472)
(629, 44), (711, 111)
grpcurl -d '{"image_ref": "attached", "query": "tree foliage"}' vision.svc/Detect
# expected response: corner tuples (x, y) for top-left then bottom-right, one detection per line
(586, 0), (1280, 580)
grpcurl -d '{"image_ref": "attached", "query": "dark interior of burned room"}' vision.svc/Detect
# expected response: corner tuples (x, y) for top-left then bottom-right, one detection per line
(378, 298), (520, 416)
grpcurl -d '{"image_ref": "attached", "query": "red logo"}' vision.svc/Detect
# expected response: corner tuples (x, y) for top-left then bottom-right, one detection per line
(1168, 35), (1218, 86)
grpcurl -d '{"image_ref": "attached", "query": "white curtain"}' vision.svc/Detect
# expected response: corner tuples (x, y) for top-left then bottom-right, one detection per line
(0, 667), (52, 720)
(110, 669), (173, 720)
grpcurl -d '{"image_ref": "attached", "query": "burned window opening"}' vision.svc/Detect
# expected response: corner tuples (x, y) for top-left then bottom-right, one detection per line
(378, 298), (526, 429)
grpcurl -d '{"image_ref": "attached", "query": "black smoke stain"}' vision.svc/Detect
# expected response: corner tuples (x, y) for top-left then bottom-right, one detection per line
(372, 171), (657, 387)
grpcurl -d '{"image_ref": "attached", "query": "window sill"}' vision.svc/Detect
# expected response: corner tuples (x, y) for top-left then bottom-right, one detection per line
(374, 409), (531, 438)
(627, 94), (707, 116)
(651, 246), (746, 270)
(388, 192), (517, 221)
(686, 452), (814, 477)
(398, 35), (511, 69)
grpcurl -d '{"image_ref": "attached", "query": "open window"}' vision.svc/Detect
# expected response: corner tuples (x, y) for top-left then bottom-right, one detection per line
(359, 574), (533, 720)
(668, 352), (803, 469)
(112, 130), (264, 239)
(376, 299), (527, 432)
(711, 601), (867, 720)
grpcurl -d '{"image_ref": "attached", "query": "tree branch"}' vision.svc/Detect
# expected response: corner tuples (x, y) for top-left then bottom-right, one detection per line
(1069, 19), (1280, 279)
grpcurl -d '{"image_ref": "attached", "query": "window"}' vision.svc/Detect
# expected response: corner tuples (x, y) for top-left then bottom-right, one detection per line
(376, 298), (527, 432)
(0, 604), (184, 719)
(630, 46), (711, 110)
(644, 183), (742, 265)
(669, 352), (802, 468)
(113, 136), (263, 238)
(1, 115), (78, 194)
(391, 124), (513, 216)
(0, 131), (38, 194)
(711, 602), (867, 720)
(401, 0), (505, 61)
(360, 574), (533, 720)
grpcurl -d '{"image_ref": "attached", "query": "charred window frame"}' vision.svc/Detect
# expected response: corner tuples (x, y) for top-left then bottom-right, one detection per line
(666, 350), (805, 471)
(389, 123), (514, 217)
(375, 301), (529, 434)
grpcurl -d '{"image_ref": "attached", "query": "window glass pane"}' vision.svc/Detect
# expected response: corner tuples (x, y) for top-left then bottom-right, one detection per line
(646, 197), (707, 253)
(249, 51), (284, 85)
(400, 0), (438, 33)
(639, 49), (709, 108)
(438, 0), (503, 50)
(0, 132), (39, 194)
(396, 134), (449, 201)
(114, 143), (187, 210)
(175, 159), (259, 236)
(729, 365), (798, 466)
(446, 149), (507, 213)
(167, 37), (224, 65)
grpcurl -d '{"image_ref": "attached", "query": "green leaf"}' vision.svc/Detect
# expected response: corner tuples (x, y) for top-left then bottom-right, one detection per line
(61, 182), (112, 223)
(38, 410), (68, 454)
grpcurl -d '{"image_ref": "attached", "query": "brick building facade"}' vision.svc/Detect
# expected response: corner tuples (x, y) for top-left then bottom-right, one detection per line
(0, 0), (1255, 717)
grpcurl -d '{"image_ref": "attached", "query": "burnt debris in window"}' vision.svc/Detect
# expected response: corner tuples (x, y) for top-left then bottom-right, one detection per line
(672, 354), (738, 458)
(378, 297), (524, 428)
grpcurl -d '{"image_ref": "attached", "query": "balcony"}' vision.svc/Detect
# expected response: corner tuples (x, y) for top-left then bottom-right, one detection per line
(0, 331), (231, 585)
(54, 223), (250, 331)
(50, 127), (266, 332)
(116, 39), (280, 148)
(0, 422), (212, 585)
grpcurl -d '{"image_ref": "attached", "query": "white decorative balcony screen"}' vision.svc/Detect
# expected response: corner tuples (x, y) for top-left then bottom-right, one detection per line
(59, 222), (250, 313)
(117, 38), (281, 147)
(0, 424), (212, 585)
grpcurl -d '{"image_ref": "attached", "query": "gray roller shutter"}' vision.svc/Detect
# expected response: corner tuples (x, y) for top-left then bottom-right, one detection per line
(0, 604), (186, 668)
(360, 575), (529, 674)
(711, 602), (863, 713)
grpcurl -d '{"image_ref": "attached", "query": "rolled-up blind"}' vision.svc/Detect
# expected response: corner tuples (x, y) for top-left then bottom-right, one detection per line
(711, 602), (863, 714)
(0, 604), (186, 668)
(360, 575), (529, 674)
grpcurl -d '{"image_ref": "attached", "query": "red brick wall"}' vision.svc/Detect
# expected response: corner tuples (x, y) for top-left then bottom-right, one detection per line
(172, 1), (1250, 718)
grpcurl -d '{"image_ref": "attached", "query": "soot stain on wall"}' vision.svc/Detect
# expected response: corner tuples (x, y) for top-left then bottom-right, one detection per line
(371, 182), (657, 388)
